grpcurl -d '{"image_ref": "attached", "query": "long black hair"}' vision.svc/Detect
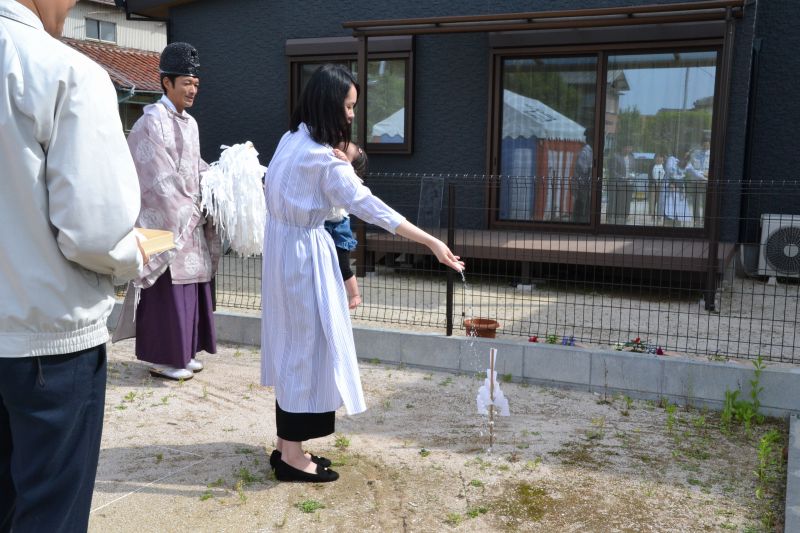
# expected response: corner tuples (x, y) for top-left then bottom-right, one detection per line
(290, 64), (359, 148)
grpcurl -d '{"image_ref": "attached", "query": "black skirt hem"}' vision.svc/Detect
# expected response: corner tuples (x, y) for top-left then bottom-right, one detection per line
(275, 401), (335, 441)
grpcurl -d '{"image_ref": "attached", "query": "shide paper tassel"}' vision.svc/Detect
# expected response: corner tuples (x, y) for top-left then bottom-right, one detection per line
(201, 142), (267, 256)
(476, 348), (510, 416)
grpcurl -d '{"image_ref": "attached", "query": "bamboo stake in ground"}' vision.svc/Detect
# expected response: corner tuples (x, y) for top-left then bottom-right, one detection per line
(489, 347), (496, 450)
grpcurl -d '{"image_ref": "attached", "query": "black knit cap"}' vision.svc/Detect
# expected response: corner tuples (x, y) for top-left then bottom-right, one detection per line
(159, 42), (200, 77)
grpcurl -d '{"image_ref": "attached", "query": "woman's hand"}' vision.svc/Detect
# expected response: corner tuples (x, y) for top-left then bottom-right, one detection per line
(428, 239), (464, 273)
(395, 221), (465, 273)
(332, 148), (349, 162)
(348, 294), (362, 310)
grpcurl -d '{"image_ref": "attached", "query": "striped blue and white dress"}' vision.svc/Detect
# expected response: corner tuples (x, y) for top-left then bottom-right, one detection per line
(260, 124), (405, 415)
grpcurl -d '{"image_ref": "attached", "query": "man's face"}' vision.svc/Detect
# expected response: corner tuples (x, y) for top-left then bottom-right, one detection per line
(24, 0), (77, 37)
(164, 76), (200, 112)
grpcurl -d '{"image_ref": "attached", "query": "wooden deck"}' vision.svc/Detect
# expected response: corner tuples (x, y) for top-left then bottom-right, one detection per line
(362, 228), (736, 273)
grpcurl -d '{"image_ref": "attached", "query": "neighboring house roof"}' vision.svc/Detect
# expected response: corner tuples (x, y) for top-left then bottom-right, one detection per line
(62, 37), (161, 93)
(502, 89), (586, 142)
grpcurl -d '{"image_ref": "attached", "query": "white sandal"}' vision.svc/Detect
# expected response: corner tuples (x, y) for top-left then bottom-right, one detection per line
(149, 365), (193, 380)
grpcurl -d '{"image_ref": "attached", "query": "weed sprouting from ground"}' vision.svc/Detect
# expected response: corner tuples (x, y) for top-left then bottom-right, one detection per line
(295, 499), (325, 513)
(334, 434), (350, 450)
(721, 356), (767, 435)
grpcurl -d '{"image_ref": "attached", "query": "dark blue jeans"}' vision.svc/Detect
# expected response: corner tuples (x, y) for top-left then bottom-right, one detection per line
(0, 345), (107, 533)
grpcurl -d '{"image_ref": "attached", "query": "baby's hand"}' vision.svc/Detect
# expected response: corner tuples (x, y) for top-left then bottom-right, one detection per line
(332, 148), (348, 162)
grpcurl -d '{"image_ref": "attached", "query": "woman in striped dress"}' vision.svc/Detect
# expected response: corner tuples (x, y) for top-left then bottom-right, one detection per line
(261, 64), (464, 482)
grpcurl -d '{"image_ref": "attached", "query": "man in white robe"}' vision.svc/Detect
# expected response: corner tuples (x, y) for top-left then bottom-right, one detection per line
(124, 42), (221, 381)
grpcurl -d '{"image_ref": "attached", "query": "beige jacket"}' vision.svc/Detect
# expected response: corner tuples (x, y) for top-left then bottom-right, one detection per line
(0, 1), (143, 357)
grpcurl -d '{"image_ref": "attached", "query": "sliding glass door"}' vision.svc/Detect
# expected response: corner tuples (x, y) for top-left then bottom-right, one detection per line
(498, 56), (597, 224)
(494, 47), (719, 232)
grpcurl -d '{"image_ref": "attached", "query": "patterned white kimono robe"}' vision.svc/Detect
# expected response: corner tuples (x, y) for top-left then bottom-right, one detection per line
(127, 96), (221, 288)
(260, 124), (405, 415)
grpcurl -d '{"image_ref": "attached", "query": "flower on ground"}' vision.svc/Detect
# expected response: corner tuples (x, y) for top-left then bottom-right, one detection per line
(528, 336), (538, 343)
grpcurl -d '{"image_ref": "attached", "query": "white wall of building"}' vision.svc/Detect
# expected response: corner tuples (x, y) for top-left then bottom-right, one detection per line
(64, 0), (167, 53)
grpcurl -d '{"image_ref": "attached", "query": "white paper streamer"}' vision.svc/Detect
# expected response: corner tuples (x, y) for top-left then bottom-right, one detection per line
(476, 369), (510, 416)
(201, 142), (267, 257)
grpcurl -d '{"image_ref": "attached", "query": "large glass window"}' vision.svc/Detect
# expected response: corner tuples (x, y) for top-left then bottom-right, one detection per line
(498, 56), (596, 224)
(601, 51), (717, 228)
(294, 59), (406, 145)
(494, 48), (718, 231)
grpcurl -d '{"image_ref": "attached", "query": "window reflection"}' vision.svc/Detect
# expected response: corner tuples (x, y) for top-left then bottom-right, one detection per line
(498, 57), (597, 224)
(297, 60), (407, 144)
(602, 51), (717, 228)
(368, 60), (406, 144)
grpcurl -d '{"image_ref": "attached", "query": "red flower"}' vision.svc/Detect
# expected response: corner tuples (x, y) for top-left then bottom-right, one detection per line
(633, 337), (641, 344)
(656, 347), (664, 355)
(529, 336), (538, 343)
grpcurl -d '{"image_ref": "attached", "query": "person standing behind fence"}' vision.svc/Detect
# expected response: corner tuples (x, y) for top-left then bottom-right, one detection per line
(261, 64), (464, 483)
(124, 42), (222, 381)
(573, 128), (593, 224)
(0, 0), (147, 530)
(606, 144), (634, 225)
(650, 154), (666, 222)
(679, 152), (706, 227)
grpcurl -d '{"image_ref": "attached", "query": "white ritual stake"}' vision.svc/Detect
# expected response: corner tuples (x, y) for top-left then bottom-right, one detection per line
(476, 348), (511, 450)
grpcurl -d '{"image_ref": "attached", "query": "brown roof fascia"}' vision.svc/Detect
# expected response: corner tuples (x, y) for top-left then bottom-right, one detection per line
(119, 0), (197, 20)
(343, 0), (745, 37)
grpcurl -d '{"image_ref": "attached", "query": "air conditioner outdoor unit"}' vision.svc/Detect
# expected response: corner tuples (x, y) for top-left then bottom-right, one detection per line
(758, 214), (800, 280)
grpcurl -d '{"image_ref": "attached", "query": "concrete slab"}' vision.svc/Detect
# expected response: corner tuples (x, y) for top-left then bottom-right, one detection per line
(458, 336), (525, 378)
(590, 351), (664, 397)
(757, 368), (800, 414)
(786, 415), (800, 533)
(213, 312), (260, 347)
(660, 359), (747, 408)
(352, 328), (404, 364)
(522, 345), (592, 387)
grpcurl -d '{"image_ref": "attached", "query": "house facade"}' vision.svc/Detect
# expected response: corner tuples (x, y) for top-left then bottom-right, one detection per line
(63, 0), (167, 132)
(118, 0), (798, 262)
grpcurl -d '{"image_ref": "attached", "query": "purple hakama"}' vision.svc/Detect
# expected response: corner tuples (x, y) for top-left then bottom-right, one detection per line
(135, 269), (216, 368)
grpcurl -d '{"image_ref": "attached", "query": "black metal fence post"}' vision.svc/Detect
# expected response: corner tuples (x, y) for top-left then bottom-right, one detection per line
(446, 182), (455, 336)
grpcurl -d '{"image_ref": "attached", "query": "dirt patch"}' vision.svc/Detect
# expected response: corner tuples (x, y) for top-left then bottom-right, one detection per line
(89, 340), (787, 532)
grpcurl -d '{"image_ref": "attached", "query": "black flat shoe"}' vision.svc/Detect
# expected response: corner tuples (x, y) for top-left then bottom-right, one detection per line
(270, 449), (332, 469)
(274, 459), (339, 482)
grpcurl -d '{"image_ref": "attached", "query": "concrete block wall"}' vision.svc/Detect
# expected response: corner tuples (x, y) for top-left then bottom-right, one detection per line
(110, 308), (798, 417)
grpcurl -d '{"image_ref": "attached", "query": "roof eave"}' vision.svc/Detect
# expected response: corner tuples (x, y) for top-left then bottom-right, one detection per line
(118, 0), (197, 19)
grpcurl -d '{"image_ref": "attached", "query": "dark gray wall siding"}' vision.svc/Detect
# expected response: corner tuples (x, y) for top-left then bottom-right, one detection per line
(739, 0), (800, 243)
(168, 0), (775, 237)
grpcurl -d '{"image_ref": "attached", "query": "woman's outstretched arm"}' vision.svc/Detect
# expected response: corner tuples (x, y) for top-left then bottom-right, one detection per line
(395, 221), (464, 273)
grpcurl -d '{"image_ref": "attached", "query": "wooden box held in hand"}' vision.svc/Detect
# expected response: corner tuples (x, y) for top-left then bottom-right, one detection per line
(135, 228), (175, 255)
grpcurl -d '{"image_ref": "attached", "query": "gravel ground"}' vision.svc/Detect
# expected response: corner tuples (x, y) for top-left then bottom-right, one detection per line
(89, 339), (787, 532)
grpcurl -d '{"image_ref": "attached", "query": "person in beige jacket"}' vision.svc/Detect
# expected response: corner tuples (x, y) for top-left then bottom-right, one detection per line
(0, 1), (146, 531)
